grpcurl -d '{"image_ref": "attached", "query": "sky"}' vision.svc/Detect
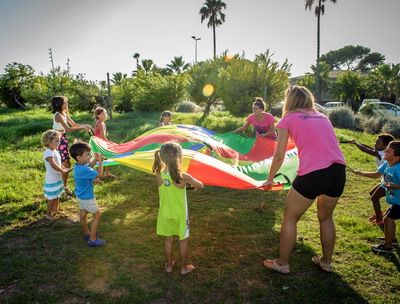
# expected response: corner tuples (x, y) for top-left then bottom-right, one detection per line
(1, 0), (399, 82)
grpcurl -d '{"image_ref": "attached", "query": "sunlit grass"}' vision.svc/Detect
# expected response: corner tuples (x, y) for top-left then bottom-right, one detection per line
(0, 108), (399, 303)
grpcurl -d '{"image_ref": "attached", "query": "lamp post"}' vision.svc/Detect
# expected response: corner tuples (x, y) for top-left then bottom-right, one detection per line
(191, 36), (201, 64)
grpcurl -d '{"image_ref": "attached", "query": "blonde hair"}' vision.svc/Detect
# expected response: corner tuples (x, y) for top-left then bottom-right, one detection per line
(283, 86), (315, 116)
(94, 106), (106, 121)
(152, 142), (182, 184)
(42, 129), (60, 147)
(253, 97), (266, 111)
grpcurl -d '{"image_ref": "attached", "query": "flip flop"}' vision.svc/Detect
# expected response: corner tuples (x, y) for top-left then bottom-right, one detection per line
(312, 256), (333, 272)
(263, 259), (290, 274)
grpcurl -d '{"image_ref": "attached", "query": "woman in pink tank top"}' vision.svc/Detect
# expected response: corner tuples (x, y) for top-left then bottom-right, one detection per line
(263, 86), (346, 274)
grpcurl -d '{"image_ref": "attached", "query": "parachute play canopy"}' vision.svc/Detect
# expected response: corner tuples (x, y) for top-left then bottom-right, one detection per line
(89, 124), (299, 191)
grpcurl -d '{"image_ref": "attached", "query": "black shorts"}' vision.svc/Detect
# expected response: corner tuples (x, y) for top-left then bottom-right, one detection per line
(292, 163), (346, 200)
(385, 205), (400, 220)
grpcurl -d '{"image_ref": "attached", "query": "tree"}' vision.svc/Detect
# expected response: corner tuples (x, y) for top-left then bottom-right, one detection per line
(305, 0), (337, 102)
(366, 64), (400, 103)
(200, 0), (227, 59)
(111, 72), (127, 85)
(0, 62), (35, 109)
(133, 53), (140, 68)
(332, 71), (365, 110)
(166, 57), (191, 74)
(320, 45), (385, 71)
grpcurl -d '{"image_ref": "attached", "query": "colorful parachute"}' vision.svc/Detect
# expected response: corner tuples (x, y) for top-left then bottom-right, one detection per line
(89, 124), (299, 191)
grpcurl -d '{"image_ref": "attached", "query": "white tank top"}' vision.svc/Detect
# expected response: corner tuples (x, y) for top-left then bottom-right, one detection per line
(53, 113), (67, 132)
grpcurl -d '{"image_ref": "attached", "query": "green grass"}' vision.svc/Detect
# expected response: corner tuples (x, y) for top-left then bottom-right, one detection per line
(0, 108), (399, 303)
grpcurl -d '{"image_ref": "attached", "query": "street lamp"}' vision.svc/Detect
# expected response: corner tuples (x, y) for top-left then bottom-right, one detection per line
(191, 35), (201, 64)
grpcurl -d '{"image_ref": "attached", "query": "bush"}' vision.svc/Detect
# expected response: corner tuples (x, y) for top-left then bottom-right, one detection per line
(382, 118), (400, 138)
(270, 105), (282, 118)
(176, 101), (201, 113)
(359, 115), (387, 134)
(327, 106), (356, 130)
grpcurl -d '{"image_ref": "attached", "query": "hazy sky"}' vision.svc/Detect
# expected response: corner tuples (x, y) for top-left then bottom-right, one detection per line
(1, 0), (399, 81)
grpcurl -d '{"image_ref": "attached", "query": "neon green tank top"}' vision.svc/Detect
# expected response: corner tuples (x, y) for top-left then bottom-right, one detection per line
(157, 172), (189, 240)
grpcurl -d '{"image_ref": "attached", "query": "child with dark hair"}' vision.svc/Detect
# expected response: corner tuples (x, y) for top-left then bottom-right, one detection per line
(51, 96), (92, 196)
(159, 111), (173, 126)
(351, 140), (400, 253)
(152, 142), (203, 275)
(350, 133), (395, 225)
(70, 141), (105, 247)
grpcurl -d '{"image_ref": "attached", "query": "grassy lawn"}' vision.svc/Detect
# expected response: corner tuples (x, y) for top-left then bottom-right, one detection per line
(0, 108), (399, 303)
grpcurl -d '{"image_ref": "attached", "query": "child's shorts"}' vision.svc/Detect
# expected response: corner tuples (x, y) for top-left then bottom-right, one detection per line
(77, 198), (99, 214)
(385, 204), (400, 220)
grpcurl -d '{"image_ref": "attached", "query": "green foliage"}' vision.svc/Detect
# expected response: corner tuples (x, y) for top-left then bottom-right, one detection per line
(132, 70), (189, 112)
(359, 114), (387, 134)
(320, 45), (385, 71)
(176, 100), (200, 113)
(382, 118), (400, 138)
(365, 64), (400, 102)
(218, 51), (290, 116)
(332, 70), (365, 110)
(0, 62), (35, 108)
(327, 106), (356, 130)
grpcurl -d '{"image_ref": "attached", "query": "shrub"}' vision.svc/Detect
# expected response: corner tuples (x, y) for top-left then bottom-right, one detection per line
(270, 105), (282, 118)
(359, 115), (387, 134)
(327, 106), (356, 130)
(382, 118), (400, 138)
(176, 101), (201, 113)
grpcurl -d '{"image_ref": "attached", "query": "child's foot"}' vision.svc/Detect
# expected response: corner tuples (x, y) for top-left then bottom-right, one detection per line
(180, 264), (195, 276)
(165, 261), (175, 273)
(371, 219), (384, 226)
(104, 173), (116, 179)
(45, 214), (55, 221)
(263, 259), (290, 274)
(311, 256), (333, 272)
(88, 238), (105, 247)
(371, 243), (393, 254)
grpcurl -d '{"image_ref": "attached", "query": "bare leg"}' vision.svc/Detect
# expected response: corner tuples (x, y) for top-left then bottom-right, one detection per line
(370, 186), (385, 223)
(278, 188), (314, 265)
(52, 198), (59, 215)
(164, 236), (174, 272)
(384, 216), (396, 248)
(47, 199), (57, 218)
(316, 195), (339, 264)
(179, 238), (195, 275)
(80, 210), (90, 235)
(62, 159), (72, 194)
(89, 210), (101, 240)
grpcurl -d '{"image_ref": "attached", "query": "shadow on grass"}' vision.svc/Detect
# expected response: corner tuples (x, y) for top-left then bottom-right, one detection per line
(0, 173), (370, 303)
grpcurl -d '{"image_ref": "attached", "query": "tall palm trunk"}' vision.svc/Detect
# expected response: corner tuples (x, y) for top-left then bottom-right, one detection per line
(213, 24), (216, 59)
(316, 0), (321, 102)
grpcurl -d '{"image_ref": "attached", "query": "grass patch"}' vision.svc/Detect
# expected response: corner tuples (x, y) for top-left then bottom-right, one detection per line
(0, 108), (399, 303)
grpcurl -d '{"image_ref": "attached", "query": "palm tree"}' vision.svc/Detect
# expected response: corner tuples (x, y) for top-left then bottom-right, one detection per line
(200, 0), (227, 59)
(305, 0), (337, 102)
(166, 56), (191, 74)
(133, 53), (140, 69)
(111, 72), (127, 85)
(140, 59), (154, 74)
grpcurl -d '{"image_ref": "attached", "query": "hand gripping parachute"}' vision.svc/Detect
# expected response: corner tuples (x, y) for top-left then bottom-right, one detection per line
(89, 124), (299, 190)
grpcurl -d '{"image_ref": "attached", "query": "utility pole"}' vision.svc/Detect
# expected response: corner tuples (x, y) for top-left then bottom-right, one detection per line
(106, 72), (112, 119)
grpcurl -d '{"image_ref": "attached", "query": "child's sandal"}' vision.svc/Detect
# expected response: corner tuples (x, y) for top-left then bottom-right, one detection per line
(263, 259), (290, 274)
(312, 256), (333, 272)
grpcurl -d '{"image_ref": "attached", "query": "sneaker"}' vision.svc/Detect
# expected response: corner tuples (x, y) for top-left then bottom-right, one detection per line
(377, 237), (398, 246)
(83, 233), (98, 241)
(371, 243), (393, 254)
(88, 239), (105, 247)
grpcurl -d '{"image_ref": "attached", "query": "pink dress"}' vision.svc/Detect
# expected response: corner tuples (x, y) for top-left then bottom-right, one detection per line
(94, 120), (106, 139)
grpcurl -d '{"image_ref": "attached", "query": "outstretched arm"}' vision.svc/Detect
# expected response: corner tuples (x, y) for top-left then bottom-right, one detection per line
(348, 167), (381, 179)
(233, 122), (250, 133)
(56, 113), (91, 132)
(263, 128), (289, 187)
(350, 140), (379, 158)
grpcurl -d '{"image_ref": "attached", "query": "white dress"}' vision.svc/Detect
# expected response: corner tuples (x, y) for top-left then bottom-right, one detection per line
(43, 148), (64, 199)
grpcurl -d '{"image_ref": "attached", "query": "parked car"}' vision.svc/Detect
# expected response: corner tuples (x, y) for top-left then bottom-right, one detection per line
(359, 102), (400, 117)
(360, 99), (380, 107)
(314, 103), (328, 113)
(324, 101), (345, 109)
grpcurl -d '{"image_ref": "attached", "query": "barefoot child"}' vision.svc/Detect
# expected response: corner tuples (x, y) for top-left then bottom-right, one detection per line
(350, 140), (400, 253)
(349, 133), (395, 225)
(93, 106), (115, 178)
(70, 141), (105, 247)
(152, 142), (203, 275)
(42, 130), (69, 220)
